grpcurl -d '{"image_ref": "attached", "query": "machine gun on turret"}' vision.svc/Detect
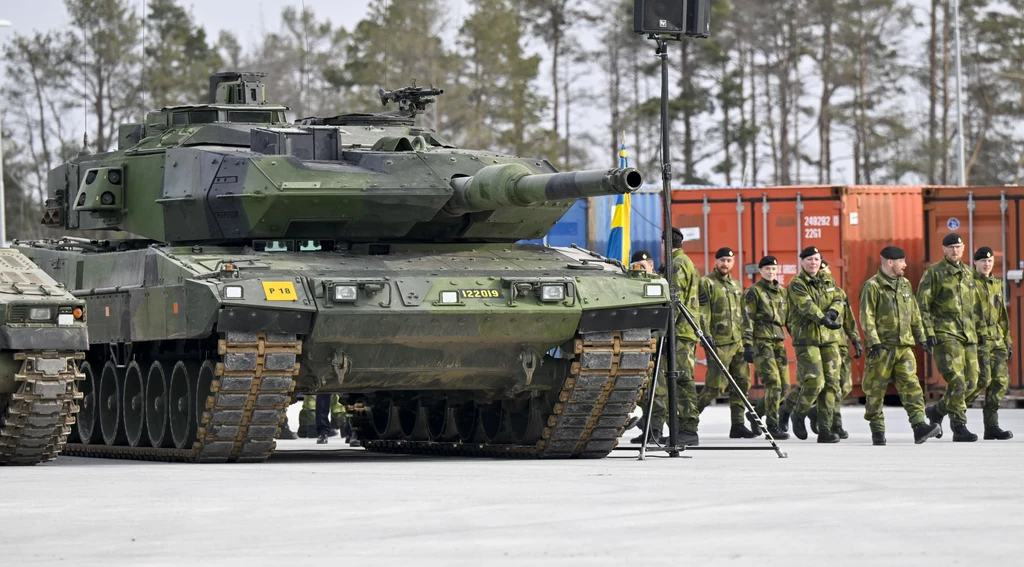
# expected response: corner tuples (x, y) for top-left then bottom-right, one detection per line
(378, 83), (444, 117)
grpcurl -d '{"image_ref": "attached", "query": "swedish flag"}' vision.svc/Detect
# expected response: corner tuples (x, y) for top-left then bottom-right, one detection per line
(605, 134), (631, 264)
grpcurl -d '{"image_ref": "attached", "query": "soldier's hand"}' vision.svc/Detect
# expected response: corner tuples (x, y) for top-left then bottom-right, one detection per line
(825, 309), (839, 321)
(978, 335), (987, 346)
(918, 341), (933, 356)
(743, 344), (756, 364)
(705, 335), (716, 350)
(928, 335), (939, 346)
(1008, 345), (1013, 361)
(868, 344), (884, 360)
(853, 342), (864, 359)
(820, 315), (842, 330)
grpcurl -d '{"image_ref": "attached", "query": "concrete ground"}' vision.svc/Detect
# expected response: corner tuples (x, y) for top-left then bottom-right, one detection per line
(3, 405), (1021, 567)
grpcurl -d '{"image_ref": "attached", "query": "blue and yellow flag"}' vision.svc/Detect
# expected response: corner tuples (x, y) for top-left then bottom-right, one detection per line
(606, 134), (631, 265)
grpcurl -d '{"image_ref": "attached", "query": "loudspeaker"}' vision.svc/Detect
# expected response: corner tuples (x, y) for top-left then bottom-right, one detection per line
(633, 0), (686, 35)
(684, 0), (711, 38)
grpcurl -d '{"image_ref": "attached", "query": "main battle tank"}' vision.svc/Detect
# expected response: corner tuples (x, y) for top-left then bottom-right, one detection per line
(16, 72), (668, 462)
(0, 248), (86, 465)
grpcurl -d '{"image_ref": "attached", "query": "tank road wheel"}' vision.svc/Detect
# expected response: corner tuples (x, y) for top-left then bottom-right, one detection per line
(397, 402), (418, 440)
(145, 361), (171, 448)
(99, 361), (128, 446)
(73, 361), (99, 444)
(168, 361), (195, 450)
(510, 397), (545, 445)
(443, 401), (477, 442)
(122, 361), (147, 447)
(371, 399), (403, 440)
(425, 400), (448, 441)
(192, 361), (216, 442)
(476, 401), (512, 444)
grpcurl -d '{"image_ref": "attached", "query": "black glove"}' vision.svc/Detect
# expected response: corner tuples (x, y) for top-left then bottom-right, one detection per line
(978, 335), (987, 346)
(1008, 345), (1013, 361)
(826, 309), (839, 320)
(919, 340), (933, 356)
(781, 355), (789, 365)
(868, 344), (884, 359)
(928, 336), (939, 346)
(743, 344), (756, 364)
(705, 335), (716, 349)
(820, 314), (842, 330)
(853, 342), (864, 359)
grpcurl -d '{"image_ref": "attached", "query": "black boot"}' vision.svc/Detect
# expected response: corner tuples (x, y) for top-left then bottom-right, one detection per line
(317, 432), (329, 444)
(984, 426), (1014, 440)
(630, 425), (662, 444)
(730, 423), (756, 439)
(951, 423), (978, 442)
(808, 406), (819, 435)
(276, 422), (298, 440)
(778, 407), (791, 432)
(913, 422), (941, 444)
(871, 431), (887, 446)
(791, 413), (808, 440)
(298, 424), (315, 439)
(817, 430), (840, 443)
(832, 425), (849, 440)
(746, 413), (763, 436)
(624, 415), (641, 431)
(677, 430), (699, 447)
(925, 404), (944, 439)
(766, 425), (790, 440)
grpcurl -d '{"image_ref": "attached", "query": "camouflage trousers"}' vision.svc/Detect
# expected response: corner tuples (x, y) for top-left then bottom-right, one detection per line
(299, 394), (345, 427)
(861, 345), (926, 433)
(835, 344), (853, 429)
(932, 339), (979, 427)
(783, 344), (841, 432)
(751, 340), (789, 429)
(695, 342), (751, 426)
(643, 339), (699, 433)
(965, 344), (1009, 428)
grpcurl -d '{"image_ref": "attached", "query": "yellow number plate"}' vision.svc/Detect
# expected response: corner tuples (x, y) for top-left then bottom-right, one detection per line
(262, 281), (297, 301)
(459, 289), (503, 299)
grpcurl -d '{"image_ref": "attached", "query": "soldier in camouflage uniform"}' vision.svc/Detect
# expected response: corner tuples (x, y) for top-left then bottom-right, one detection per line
(743, 255), (790, 440)
(639, 228), (702, 447)
(919, 233), (981, 442)
(965, 247), (1014, 440)
(807, 260), (863, 439)
(781, 246), (844, 443)
(695, 247), (755, 438)
(859, 246), (941, 445)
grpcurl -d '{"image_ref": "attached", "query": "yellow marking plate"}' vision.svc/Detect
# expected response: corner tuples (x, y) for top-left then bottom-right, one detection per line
(459, 289), (503, 299)
(262, 281), (298, 301)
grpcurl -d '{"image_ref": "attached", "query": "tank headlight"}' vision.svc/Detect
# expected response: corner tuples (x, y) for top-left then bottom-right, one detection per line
(333, 284), (358, 302)
(539, 284), (565, 302)
(28, 307), (54, 321)
(439, 291), (459, 304)
(644, 284), (664, 297)
(223, 285), (244, 299)
(107, 169), (122, 184)
(100, 191), (116, 206)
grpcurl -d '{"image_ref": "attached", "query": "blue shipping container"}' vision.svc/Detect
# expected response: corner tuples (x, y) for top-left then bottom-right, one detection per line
(518, 200), (588, 248)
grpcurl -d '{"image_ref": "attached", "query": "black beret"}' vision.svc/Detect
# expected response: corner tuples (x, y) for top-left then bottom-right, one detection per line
(942, 233), (963, 247)
(820, 259), (829, 268)
(630, 250), (652, 263)
(799, 246), (820, 259)
(758, 255), (778, 268)
(974, 246), (994, 261)
(715, 247), (735, 259)
(663, 227), (683, 241)
(880, 246), (906, 260)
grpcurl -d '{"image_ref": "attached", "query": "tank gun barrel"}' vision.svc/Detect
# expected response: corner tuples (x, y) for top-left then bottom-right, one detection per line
(446, 164), (643, 215)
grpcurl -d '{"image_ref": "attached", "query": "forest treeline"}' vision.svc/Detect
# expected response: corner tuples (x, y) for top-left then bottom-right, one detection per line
(2, 0), (1022, 239)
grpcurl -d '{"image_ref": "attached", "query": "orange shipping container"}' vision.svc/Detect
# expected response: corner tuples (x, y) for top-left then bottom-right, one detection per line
(671, 186), (925, 398)
(922, 186), (1024, 398)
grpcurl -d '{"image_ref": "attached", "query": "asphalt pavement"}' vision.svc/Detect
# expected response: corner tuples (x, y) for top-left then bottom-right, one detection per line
(3, 405), (1021, 566)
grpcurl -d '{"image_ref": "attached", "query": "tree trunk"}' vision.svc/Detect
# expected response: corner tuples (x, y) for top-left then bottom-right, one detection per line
(751, 47), (759, 185)
(941, 0), (950, 185)
(928, 0), (939, 184)
(681, 41), (695, 182)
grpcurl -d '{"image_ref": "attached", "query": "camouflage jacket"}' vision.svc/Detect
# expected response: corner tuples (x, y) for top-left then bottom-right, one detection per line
(698, 270), (743, 346)
(917, 259), (978, 343)
(741, 278), (788, 344)
(825, 273), (861, 345)
(859, 270), (927, 348)
(974, 271), (1011, 350)
(671, 248), (702, 341)
(786, 269), (844, 346)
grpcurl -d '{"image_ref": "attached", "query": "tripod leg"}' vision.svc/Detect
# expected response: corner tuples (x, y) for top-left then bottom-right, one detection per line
(675, 301), (788, 458)
(639, 337), (665, 460)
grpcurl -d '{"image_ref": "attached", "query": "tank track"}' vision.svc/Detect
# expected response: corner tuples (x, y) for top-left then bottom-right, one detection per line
(61, 332), (299, 463)
(0, 351), (84, 466)
(361, 328), (655, 459)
